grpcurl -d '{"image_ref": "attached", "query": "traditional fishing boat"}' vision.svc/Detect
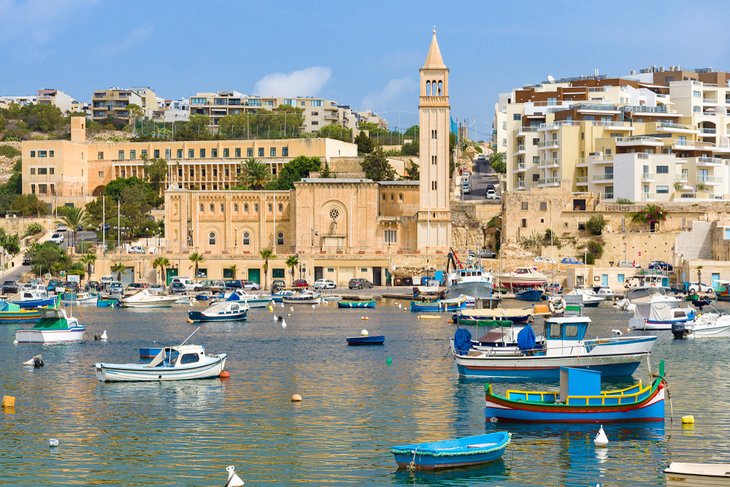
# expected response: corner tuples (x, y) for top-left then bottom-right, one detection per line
(0, 300), (42, 324)
(282, 290), (321, 305)
(391, 431), (511, 470)
(12, 289), (56, 309)
(410, 296), (467, 312)
(120, 289), (179, 308)
(484, 364), (666, 423)
(95, 329), (227, 382)
(97, 297), (120, 308)
(445, 262), (494, 299)
(629, 295), (695, 331)
(271, 290), (296, 303)
(338, 299), (376, 309)
(15, 308), (86, 344)
(452, 315), (656, 380)
(664, 462), (730, 486)
(188, 299), (249, 323)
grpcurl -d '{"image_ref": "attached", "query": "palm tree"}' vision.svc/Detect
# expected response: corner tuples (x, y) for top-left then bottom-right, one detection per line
(152, 256), (170, 284)
(259, 248), (274, 291)
(238, 158), (270, 190)
(189, 252), (204, 279)
(229, 264), (237, 280)
(56, 206), (90, 249)
(110, 262), (125, 281)
(285, 255), (299, 286)
(79, 252), (97, 281)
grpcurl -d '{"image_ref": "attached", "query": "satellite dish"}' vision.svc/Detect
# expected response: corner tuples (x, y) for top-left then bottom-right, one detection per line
(547, 75), (556, 83)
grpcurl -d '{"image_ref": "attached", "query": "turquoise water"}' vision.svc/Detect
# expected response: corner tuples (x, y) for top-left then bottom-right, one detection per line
(1, 300), (729, 486)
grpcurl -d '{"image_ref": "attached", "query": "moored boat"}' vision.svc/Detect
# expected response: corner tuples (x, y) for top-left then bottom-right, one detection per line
(410, 296), (467, 312)
(120, 289), (179, 308)
(338, 299), (376, 309)
(282, 290), (321, 305)
(97, 297), (120, 308)
(224, 289), (273, 308)
(95, 343), (227, 382)
(664, 462), (730, 486)
(15, 308), (86, 344)
(672, 313), (730, 339)
(0, 300), (41, 324)
(12, 289), (56, 309)
(445, 262), (494, 299)
(513, 288), (544, 302)
(346, 334), (384, 345)
(629, 295), (695, 331)
(391, 431), (511, 470)
(566, 288), (605, 308)
(484, 364), (666, 423)
(60, 291), (98, 305)
(188, 300), (249, 323)
(496, 267), (548, 289)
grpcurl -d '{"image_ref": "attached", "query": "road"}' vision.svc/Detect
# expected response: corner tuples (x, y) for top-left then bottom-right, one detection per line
(459, 159), (501, 203)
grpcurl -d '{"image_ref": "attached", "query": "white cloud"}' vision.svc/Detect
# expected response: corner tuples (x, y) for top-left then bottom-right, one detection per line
(253, 67), (332, 98)
(0, 0), (98, 45)
(97, 25), (154, 57)
(360, 76), (417, 112)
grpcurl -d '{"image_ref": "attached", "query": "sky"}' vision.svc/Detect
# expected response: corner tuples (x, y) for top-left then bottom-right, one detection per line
(2, 0), (730, 140)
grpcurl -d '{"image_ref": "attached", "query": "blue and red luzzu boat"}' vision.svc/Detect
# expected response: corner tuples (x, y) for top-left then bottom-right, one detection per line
(484, 363), (666, 423)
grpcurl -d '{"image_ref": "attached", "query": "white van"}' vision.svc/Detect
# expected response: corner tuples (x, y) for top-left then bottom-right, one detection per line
(170, 277), (201, 292)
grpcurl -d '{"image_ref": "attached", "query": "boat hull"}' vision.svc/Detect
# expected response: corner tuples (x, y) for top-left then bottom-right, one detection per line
(689, 323), (730, 338)
(513, 289), (543, 302)
(187, 310), (248, 322)
(664, 463), (730, 487)
(96, 298), (120, 308)
(15, 327), (86, 344)
(346, 335), (384, 345)
(446, 282), (493, 299)
(338, 300), (376, 309)
(485, 383), (665, 423)
(391, 432), (510, 470)
(13, 297), (56, 309)
(410, 301), (466, 312)
(0, 310), (41, 324)
(95, 355), (227, 382)
(120, 297), (178, 308)
(282, 296), (321, 304)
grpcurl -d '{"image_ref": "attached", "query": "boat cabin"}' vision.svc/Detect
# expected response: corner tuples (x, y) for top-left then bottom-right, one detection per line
(147, 345), (206, 368)
(559, 367), (602, 402)
(544, 317), (590, 341)
(625, 273), (669, 290)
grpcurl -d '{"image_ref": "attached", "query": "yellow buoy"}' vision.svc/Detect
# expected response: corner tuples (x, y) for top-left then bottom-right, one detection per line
(681, 415), (695, 424)
(2, 395), (16, 409)
(291, 394), (302, 402)
(186, 319), (194, 324)
(361, 316), (369, 320)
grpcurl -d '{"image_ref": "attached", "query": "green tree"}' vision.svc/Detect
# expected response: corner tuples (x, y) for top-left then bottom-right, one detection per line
(403, 125), (420, 139)
(229, 264), (237, 280)
(285, 254), (299, 286)
(403, 160), (419, 181)
(111, 262), (126, 281)
(0, 229), (20, 256)
(320, 161), (332, 178)
(56, 206), (91, 248)
(10, 194), (49, 217)
(22, 223), (43, 238)
(189, 252), (204, 278)
(317, 124), (352, 142)
(143, 157), (168, 196)
(360, 147), (395, 181)
(152, 256), (170, 284)
(631, 204), (667, 232)
(586, 215), (606, 236)
(355, 131), (374, 154)
(79, 252), (97, 279)
(236, 158), (270, 190)
(489, 152), (506, 174)
(269, 156), (321, 190)
(259, 248), (274, 291)
(400, 141), (419, 156)
(23, 104), (65, 132)
(27, 241), (70, 276)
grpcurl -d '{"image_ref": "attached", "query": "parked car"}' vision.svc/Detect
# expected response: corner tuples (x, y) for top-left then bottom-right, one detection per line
(2, 280), (18, 294)
(63, 281), (80, 293)
(126, 282), (148, 291)
(127, 245), (145, 254)
(46, 279), (65, 293)
(293, 279), (309, 289)
(223, 279), (243, 290)
(149, 284), (165, 293)
(22, 254), (31, 266)
(54, 225), (68, 233)
(485, 189), (500, 201)
(486, 183), (496, 191)
(478, 248), (497, 259)
(561, 257), (584, 265)
(242, 280), (261, 291)
(649, 260), (674, 272)
(348, 278), (373, 290)
(87, 280), (101, 291)
(169, 282), (187, 294)
(48, 233), (64, 244)
(271, 279), (286, 292)
(313, 279), (336, 290)
(200, 280), (226, 292)
(688, 282), (714, 294)
(617, 260), (638, 268)
(109, 281), (124, 295)
(534, 256), (555, 263)
(170, 277), (202, 292)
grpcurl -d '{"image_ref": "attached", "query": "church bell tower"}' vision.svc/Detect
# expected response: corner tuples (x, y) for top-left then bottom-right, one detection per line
(417, 29), (451, 252)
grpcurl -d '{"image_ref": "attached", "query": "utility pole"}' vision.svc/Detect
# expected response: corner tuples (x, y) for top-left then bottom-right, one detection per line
(117, 200), (121, 250)
(102, 196), (106, 254)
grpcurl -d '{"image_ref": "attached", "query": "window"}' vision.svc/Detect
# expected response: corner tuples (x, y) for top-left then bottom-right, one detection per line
(312, 99), (322, 107)
(244, 203), (249, 212)
(246, 148), (252, 157)
(118, 150), (125, 160)
(656, 185), (670, 194)
(540, 202), (547, 211)
(165, 148), (171, 159)
(213, 168), (218, 177)
(243, 232), (250, 245)
(189, 168), (194, 177)
(212, 148), (218, 158)
(521, 202), (529, 210)
(98, 152), (104, 160)
(532, 156), (540, 164)
(98, 171), (103, 178)
(272, 268), (285, 278)
(153, 149), (160, 158)
(513, 114), (522, 120)
(209, 203), (214, 212)
(208, 232), (216, 245)
(30, 184), (35, 194)
(270, 147), (276, 157)
(390, 193), (394, 200)
(532, 138), (539, 146)
(30, 151), (35, 157)
(282, 147), (288, 157)
(258, 148), (264, 157)
(49, 150), (54, 157)
(141, 149), (148, 159)
(268, 203), (272, 212)
(177, 149), (183, 158)
(578, 222), (586, 230)
(656, 165), (669, 174)
(431, 181), (437, 190)
(235, 148), (242, 158)
(188, 149), (194, 158)
(311, 121), (319, 126)
(220, 203), (224, 212)
(179, 353), (200, 365)
(431, 130), (437, 139)
(277, 232), (284, 245)
(234, 203), (238, 212)
(521, 219), (527, 228)
(38, 168), (47, 175)
(398, 193), (403, 202)
(382, 194), (386, 201)
(223, 148), (229, 158)
(38, 184), (47, 194)
(564, 325), (580, 338)
(30, 168), (35, 175)
(532, 174), (540, 182)
(254, 203), (259, 212)
(278, 203), (283, 212)
(431, 155), (437, 165)
(617, 274), (625, 284)
(385, 229), (397, 243)
(200, 148), (206, 158)
(49, 168), (54, 175)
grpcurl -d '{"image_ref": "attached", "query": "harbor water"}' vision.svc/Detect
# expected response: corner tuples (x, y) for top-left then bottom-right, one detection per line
(1, 299), (730, 486)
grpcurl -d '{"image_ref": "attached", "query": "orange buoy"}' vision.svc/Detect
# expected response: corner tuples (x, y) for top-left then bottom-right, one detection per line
(219, 370), (230, 379)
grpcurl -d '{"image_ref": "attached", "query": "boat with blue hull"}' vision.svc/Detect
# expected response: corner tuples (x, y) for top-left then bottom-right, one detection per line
(391, 431), (511, 470)
(452, 315), (656, 380)
(338, 299), (376, 309)
(12, 289), (56, 309)
(513, 288), (544, 302)
(484, 365), (666, 423)
(411, 297), (467, 312)
(0, 300), (41, 324)
(346, 335), (384, 345)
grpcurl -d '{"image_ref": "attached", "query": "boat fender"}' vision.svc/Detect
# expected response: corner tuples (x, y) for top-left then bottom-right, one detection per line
(548, 297), (566, 314)
(219, 370), (230, 379)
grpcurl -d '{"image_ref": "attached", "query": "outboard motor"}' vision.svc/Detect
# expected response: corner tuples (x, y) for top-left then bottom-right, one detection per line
(671, 322), (689, 339)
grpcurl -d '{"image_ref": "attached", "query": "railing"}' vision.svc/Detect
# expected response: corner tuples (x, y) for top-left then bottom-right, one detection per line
(700, 128), (717, 134)
(576, 176), (588, 183)
(698, 156), (726, 165)
(616, 136), (662, 144)
(699, 176), (724, 184)
(517, 144), (526, 151)
(675, 176), (688, 183)
(516, 163), (526, 170)
(642, 172), (653, 180)
(592, 174), (614, 181)
(538, 160), (559, 167)
(538, 140), (560, 148)
(642, 193), (655, 200)
(538, 177), (561, 185)
(658, 122), (694, 130)
(637, 152), (650, 159)
(620, 105), (669, 113)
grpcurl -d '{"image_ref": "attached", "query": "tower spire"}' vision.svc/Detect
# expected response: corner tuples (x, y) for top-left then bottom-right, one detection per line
(422, 29), (446, 69)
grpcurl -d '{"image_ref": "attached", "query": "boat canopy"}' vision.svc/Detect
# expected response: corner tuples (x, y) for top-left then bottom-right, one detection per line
(517, 325), (536, 351)
(544, 317), (590, 341)
(634, 301), (694, 322)
(34, 309), (70, 330)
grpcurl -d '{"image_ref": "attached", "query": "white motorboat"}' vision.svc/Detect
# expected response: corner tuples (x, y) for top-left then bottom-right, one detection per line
(565, 288), (605, 308)
(12, 289), (57, 309)
(495, 267), (548, 289)
(664, 462), (730, 486)
(282, 290), (321, 305)
(224, 289), (273, 308)
(629, 294), (695, 331)
(594, 287), (617, 300)
(120, 289), (179, 308)
(452, 315), (656, 380)
(445, 263), (494, 299)
(15, 308), (86, 344)
(60, 291), (98, 305)
(188, 299), (249, 322)
(673, 313), (730, 339)
(95, 344), (227, 382)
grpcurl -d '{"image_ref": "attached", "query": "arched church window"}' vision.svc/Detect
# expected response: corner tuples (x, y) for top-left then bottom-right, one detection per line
(243, 232), (250, 245)
(426, 81), (431, 96)
(277, 232), (284, 245)
(209, 232), (216, 245)
(437, 81), (443, 95)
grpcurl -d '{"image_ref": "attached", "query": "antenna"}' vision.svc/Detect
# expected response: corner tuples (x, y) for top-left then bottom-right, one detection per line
(547, 75), (556, 84)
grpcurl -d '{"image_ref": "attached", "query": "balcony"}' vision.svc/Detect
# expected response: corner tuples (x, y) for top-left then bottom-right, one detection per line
(515, 182), (526, 190)
(515, 163), (526, 172)
(538, 140), (560, 148)
(657, 122), (698, 134)
(590, 156), (614, 165)
(592, 173), (614, 183)
(576, 158), (588, 168)
(517, 126), (540, 136)
(516, 144), (526, 153)
(699, 176), (724, 185)
(699, 128), (717, 135)
(616, 136), (664, 147)
(537, 177), (561, 187)
(697, 156), (726, 166)
(641, 172), (654, 181)
(576, 176), (588, 185)
(537, 160), (560, 169)
(641, 193), (655, 201)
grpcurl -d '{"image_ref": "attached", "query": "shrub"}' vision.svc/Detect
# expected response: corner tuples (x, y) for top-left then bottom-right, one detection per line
(616, 198), (633, 205)
(22, 223), (43, 238)
(586, 215), (606, 236)
(0, 145), (21, 158)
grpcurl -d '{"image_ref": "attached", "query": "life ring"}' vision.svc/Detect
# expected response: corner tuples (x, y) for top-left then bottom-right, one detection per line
(548, 296), (566, 314)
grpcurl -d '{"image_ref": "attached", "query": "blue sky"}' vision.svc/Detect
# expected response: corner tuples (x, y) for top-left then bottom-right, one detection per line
(2, 0), (730, 140)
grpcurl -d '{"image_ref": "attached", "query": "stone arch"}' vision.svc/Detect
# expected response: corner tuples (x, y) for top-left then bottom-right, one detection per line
(92, 185), (105, 197)
(239, 226), (256, 252)
(426, 80), (431, 96)
(202, 225), (223, 253)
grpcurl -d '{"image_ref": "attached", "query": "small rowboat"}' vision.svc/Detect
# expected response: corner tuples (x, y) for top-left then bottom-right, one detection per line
(337, 299), (376, 309)
(346, 335), (384, 346)
(391, 431), (511, 470)
(664, 462), (730, 486)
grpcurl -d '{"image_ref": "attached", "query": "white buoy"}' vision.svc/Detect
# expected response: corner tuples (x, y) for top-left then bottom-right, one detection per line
(311, 304), (316, 309)
(290, 306), (294, 312)
(611, 329), (622, 336)
(100, 330), (108, 341)
(280, 302), (284, 308)
(225, 465), (245, 487)
(13, 340), (18, 345)
(49, 438), (59, 448)
(23, 354), (43, 367)
(281, 319), (287, 329)
(287, 313), (291, 317)
(594, 425), (608, 447)
(273, 315), (278, 322)
(361, 329), (369, 336)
